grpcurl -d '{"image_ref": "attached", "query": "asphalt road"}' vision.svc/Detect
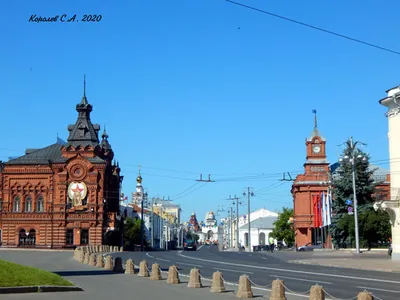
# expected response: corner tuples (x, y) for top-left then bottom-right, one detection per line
(110, 245), (400, 300)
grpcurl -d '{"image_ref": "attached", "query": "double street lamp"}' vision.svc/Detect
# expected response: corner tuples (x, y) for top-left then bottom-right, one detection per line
(140, 191), (148, 252)
(243, 187), (254, 252)
(338, 137), (368, 254)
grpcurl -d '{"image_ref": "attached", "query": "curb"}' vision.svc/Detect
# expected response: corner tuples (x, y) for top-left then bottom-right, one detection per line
(0, 285), (83, 294)
(288, 260), (400, 273)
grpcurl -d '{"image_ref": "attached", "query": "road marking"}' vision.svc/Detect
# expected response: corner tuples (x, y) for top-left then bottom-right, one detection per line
(214, 267), (254, 274)
(270, 275), (332, 285)
(197, 245), (205, 251)
(146, 253), (170, 262)
(356, 286), (400, 294)
(177, 252), (400, 284)
(176, 261), (203, 267)
(156, 258), (171, 262)
(262, 257), (268, 260)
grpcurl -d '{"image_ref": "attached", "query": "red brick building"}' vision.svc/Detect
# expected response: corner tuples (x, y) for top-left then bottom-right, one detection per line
(291, 116), (330, 248)
(0, 84), (123, 248)
(292, 115), (390, 248)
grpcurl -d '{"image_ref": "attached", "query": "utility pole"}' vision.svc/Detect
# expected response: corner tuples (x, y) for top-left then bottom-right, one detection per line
(229, 207), (233, 248)
(280, 172), (294, 182)
(196, 174), (215, 182)
(243, 187), (254, 252)
(339, 137), (368, 255)
(140, 190), (148, 252)
(227, 195), (241, 249)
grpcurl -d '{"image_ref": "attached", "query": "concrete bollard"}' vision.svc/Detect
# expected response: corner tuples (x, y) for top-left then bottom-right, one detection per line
(138, 260), (149, 277)
(210, 271), (226, 293)
(236, 275), (253, 299)
(150, 263), (162, 280)
(188, 268), (202, 288)
(96, 254), (104, 268)
(120, 246), (124, 252)
(83, 252), (90, 264)
(167, 265), (180, 284)
(114, 246), (119, 252)
(88, 253), (96, 266)
(77, 250), (84, 263)
(73, 248), (78, 260)
(113, 257), (124, 273)
(358, 291), (374, 300)
(125, 259), (135, 274)
(104, 255), (113, 270)
(270, 279), (286, 300)
(310, 285), (325, 300)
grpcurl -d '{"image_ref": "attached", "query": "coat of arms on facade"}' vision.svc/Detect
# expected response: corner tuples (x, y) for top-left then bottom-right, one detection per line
(68, 182), (88, 208)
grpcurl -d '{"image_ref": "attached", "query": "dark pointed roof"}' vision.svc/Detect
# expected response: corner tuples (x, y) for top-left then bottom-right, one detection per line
(5, 139), (105, 165)
(100, 126), (112, 151)
(307, 109), (326, 142)
(66, 77), (101, 148)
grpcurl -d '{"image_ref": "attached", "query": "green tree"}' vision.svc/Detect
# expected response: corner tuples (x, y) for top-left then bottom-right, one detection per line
(330, 138), (391, 248)
(123, 218), (148, 250)
(186, 231), (199, 242)
(270, 207), (295, 247)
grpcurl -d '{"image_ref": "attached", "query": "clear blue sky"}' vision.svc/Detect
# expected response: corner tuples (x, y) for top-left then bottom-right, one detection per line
(1, 0), (399, 223)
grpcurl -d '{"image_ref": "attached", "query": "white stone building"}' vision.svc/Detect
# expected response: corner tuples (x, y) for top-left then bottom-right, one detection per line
(231, 208), (278, 250)
(198, 211), (219, 244)
(239, 216), (277, 250)
(375, 85), (400, 260)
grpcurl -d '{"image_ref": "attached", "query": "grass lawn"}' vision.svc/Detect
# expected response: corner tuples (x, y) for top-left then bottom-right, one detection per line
(0, 259), (74, 287)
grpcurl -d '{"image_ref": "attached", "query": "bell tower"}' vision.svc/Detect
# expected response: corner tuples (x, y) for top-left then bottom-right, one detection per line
(291, 110), (330, 248)
(304, 110), (329, 175)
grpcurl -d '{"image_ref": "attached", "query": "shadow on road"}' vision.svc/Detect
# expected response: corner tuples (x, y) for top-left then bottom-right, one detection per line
(54, 270), (116, 277)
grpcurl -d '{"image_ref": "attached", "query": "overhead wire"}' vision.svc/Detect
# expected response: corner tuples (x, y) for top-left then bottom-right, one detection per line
(224, 0), (400, 56)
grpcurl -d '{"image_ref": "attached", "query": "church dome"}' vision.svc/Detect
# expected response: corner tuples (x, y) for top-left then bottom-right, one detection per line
(136, 174), (142, 184)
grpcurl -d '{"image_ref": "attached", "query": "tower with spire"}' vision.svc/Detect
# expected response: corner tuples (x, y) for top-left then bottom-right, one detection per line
(132, 168), (145, 206)
(0, 75), (123, 249)
(291, 110), (330, 248)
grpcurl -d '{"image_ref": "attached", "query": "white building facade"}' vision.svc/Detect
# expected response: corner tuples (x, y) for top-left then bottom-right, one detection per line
(224, 208), (278, 251)
(376, 86), (400, 260)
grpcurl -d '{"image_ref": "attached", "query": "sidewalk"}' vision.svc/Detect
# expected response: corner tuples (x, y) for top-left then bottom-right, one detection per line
(288, 251), (400, 273)
(0, 251), (306, 300)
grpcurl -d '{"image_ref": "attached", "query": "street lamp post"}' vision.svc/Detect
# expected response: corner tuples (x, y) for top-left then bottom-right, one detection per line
(243, 187), (254, 252)
(141, 191), (148, 252)
(339, 136), (368, 254)
(47, 203), (54, 249)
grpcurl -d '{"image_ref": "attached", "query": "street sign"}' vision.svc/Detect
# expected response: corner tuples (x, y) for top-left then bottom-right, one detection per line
(348, 206), (354, 215)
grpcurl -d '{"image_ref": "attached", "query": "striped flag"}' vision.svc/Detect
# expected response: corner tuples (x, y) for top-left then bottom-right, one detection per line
(326, 190), (332, 226)
(321, 192), (326, 227)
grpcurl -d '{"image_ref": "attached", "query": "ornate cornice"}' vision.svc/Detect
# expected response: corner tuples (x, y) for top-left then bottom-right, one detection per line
(386, 107), (400, 118)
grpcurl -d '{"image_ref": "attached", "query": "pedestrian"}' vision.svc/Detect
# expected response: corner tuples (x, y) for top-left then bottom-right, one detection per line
(269, 236), (274, 253)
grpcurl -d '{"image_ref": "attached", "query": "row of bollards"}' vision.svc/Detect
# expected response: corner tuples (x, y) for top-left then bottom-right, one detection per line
(73, 249), (374, 299)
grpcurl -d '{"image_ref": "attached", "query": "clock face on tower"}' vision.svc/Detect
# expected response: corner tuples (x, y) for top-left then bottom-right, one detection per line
(312, 145), (321, 154)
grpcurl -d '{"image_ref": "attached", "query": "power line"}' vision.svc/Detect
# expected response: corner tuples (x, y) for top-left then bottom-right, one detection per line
(171, 182), (200, 199)
(224, 0), (400, 56)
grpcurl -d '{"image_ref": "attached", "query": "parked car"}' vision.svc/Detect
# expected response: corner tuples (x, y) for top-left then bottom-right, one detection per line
(184, 240), (197, 251)
(297, 242), (322, 252)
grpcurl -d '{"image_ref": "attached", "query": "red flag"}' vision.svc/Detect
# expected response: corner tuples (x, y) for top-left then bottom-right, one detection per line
(318, 193), (323, 228)
(313, 194), (318, 227)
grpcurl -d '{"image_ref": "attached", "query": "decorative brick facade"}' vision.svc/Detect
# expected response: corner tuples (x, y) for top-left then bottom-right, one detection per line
(0, 83), (123, 248)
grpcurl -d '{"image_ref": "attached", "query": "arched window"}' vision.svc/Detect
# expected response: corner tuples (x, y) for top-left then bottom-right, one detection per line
(25, 196), (32, 212)
(19, 229), (27, 245)
(13, 196), (21, 212)
(244, 232), (249, 247)
(28, 229), (36, 245)
(36, 196), (44, 212)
